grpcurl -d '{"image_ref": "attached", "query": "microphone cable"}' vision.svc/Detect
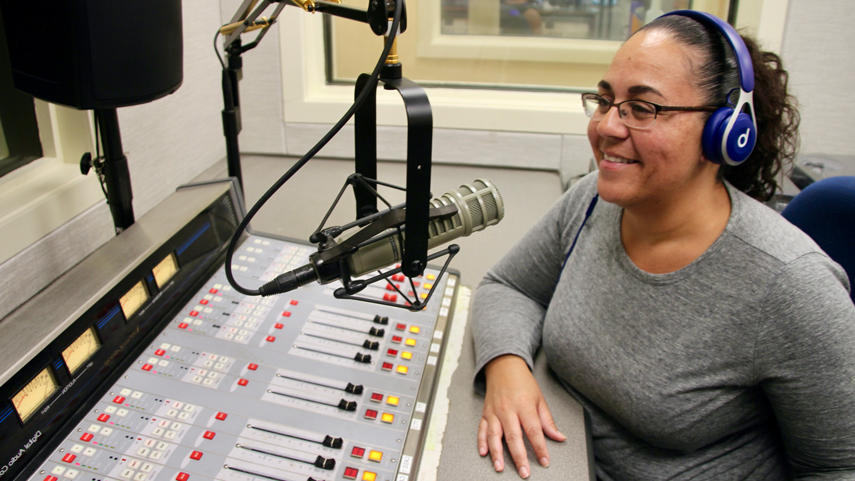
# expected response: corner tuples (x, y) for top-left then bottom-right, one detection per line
(222, 0), (405, 296)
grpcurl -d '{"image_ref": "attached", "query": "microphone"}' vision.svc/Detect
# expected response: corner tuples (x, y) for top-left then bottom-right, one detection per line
(258, 179), (504, 296)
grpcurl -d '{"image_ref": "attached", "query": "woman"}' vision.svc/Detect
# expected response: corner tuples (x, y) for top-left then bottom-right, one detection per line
(472, 12), (855, 480)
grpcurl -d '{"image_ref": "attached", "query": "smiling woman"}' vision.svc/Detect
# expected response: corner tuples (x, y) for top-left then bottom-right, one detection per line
(470, 10), (855, 481)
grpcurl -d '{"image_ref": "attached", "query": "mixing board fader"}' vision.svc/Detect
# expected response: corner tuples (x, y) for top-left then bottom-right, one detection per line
(2, 183), (458, 481)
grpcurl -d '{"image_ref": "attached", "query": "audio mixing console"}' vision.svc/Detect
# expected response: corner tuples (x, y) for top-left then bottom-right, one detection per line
(0, 180), (459, 481)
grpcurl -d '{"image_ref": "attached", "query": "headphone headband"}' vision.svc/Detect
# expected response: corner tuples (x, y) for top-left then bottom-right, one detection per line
(660, 10), (754, 93)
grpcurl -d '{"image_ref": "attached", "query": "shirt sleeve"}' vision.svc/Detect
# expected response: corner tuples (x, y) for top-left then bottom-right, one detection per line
(754, 252), (855, 476)
(471, 173), (599, 393)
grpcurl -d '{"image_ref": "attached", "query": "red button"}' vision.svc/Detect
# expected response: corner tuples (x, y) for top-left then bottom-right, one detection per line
(62, 453), (76, 463)
(290, 300), (299, 305)
(266, 336), (275, 342)
(178, 323), (188, 329)
(395, 323), (406, 331)
(97, 413), (110, 422)
(44, 476), (58, 481)
(154, 349), (165, 356)
(392, 274), (405, 282)
(343, 467), (359, 480)
(381, 362), (393, 371)
(190, 451), (203, 460)
(189, 311), (199, 317)
(412, 281), (420, 287)
(247, 363), (258, 370)
(364, 409), (378, 420)
(215, 412), (227, 420)
(238, 379), (248, 386)
(176, 473), (189, 481)
(281, 311), (291, 317)
(370, 392), (384, 402)
(199, 299), (209, 305)
(209, 288), (218, 294)
(113, 396), (125, 404)
(351, 446), (366, 458)
(274, 323), (283, 329)
(391, 336), (402, 344)
(80, 433), (93, 442)
(203, 431), (216, 440)
(386, 349), (398, 357)
(386, 283), (396, 291)
(383, 293), (397, 302)
(142, 364), (153, 371)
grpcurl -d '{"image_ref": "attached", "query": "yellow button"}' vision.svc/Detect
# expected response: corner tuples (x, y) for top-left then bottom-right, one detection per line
(386, 396), (399, 406)
(362, 471), (377, 481)
(396, 365), (408, 375)
(401, 351), (413, 360)
(381, 412), (395, 423)
(420, 293), (428, 299)
(368, 450), (383, 462)
(405, 338), (416, 347)
(426, 274), (436, 280)
(409, 326), (420, 334)
(423, 283), (433, 290)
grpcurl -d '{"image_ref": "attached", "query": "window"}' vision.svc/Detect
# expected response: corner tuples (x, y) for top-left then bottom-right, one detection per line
(325, 0), (730, 90)
(0, 16), (42, 177)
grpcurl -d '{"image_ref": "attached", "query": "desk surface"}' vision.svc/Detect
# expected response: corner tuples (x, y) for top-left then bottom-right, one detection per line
(425, 288), (594, 481)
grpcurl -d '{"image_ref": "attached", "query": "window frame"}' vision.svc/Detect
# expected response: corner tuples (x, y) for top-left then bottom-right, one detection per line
(280, 0), (789, 135)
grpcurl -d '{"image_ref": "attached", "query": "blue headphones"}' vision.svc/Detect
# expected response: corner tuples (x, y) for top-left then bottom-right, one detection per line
(661, 10), (757, 166)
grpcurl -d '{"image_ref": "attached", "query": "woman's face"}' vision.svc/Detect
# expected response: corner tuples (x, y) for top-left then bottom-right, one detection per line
(589, 29), (716, 209)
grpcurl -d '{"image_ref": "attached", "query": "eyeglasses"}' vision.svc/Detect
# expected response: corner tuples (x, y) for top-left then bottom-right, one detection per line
(581, 93), (719, 130)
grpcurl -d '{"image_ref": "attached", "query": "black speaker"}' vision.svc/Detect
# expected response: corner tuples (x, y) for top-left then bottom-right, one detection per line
(0, 0), (183, 110)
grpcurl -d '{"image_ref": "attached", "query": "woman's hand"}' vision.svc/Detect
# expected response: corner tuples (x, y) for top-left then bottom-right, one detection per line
(478, 354), (567, 479)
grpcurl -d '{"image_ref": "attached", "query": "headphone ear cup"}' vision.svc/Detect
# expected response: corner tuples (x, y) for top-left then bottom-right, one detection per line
(702, 107), (733, 165)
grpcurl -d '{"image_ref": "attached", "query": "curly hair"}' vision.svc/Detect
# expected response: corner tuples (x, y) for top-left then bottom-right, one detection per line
(638, 15), (800, 202)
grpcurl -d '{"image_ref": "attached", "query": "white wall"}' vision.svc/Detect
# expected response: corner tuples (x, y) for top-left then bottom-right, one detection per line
(780, 0), (855, 157)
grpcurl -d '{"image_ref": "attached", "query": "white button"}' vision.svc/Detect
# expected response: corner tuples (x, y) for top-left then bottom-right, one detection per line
(224, 333), (234, 340)
(219, 357), (230, 363)
(147, 357), (158, 365)
(193, 319), (203, 326)
(100, 427), (113, 436)
(156, 442), (169, 450)
(170, 345), (181, 352)
(191, 376), (202, 383)
(70, 444), (83, 453)
(166, 409), (178, 417)
(214, 297), (222, 302)
(234, 335), (245, 342)
(164, 431), (177, 440)
(127, 460), (140, 469)
(159, 343), (171, 350)
(214, 363), (225, 370)
(157, 360), (169, 367)
(202, 378), (214, 386)
(134, 473), (147, 481)
(140, 463), (154, 473)
(120, 388), (133, 396)
(104, 406), (117, 414)
(82, 447), (96, 457)
(178, 412), (190, 420)
(158, 420), (170, 428)
(63, 469), (79, 479)
(183, 404), (195, 412)
(204, 294), (213, 300)
(172, 402), (183, 409)
(51, 466), (65, 475)
(207, 371), (218, 379)
(143, 439), (156, 448)
(152, 428), (164, 436)
(197, 369), (207, 376)
(170, 422), (182, 430)
(120, 469), (134, 479)
(131, 391), (143, 399)
(234, 320), (244, 327)
(149, 451), (163, 460)
(203, 361), (213, 368)
(117, 409), (128, 417)
(87, 424), (100, 433)
(137, 448), (150, 456)
(238, 330), (248, 336)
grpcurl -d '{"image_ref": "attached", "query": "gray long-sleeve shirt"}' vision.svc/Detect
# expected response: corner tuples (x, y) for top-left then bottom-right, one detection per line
(472, 172), (855, 479)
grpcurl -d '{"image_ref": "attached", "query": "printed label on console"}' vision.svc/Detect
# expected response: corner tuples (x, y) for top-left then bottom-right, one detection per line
(400, 455), (413, 474)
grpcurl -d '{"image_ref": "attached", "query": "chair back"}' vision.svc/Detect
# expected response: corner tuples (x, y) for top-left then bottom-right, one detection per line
(782, 176), (855, 303)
